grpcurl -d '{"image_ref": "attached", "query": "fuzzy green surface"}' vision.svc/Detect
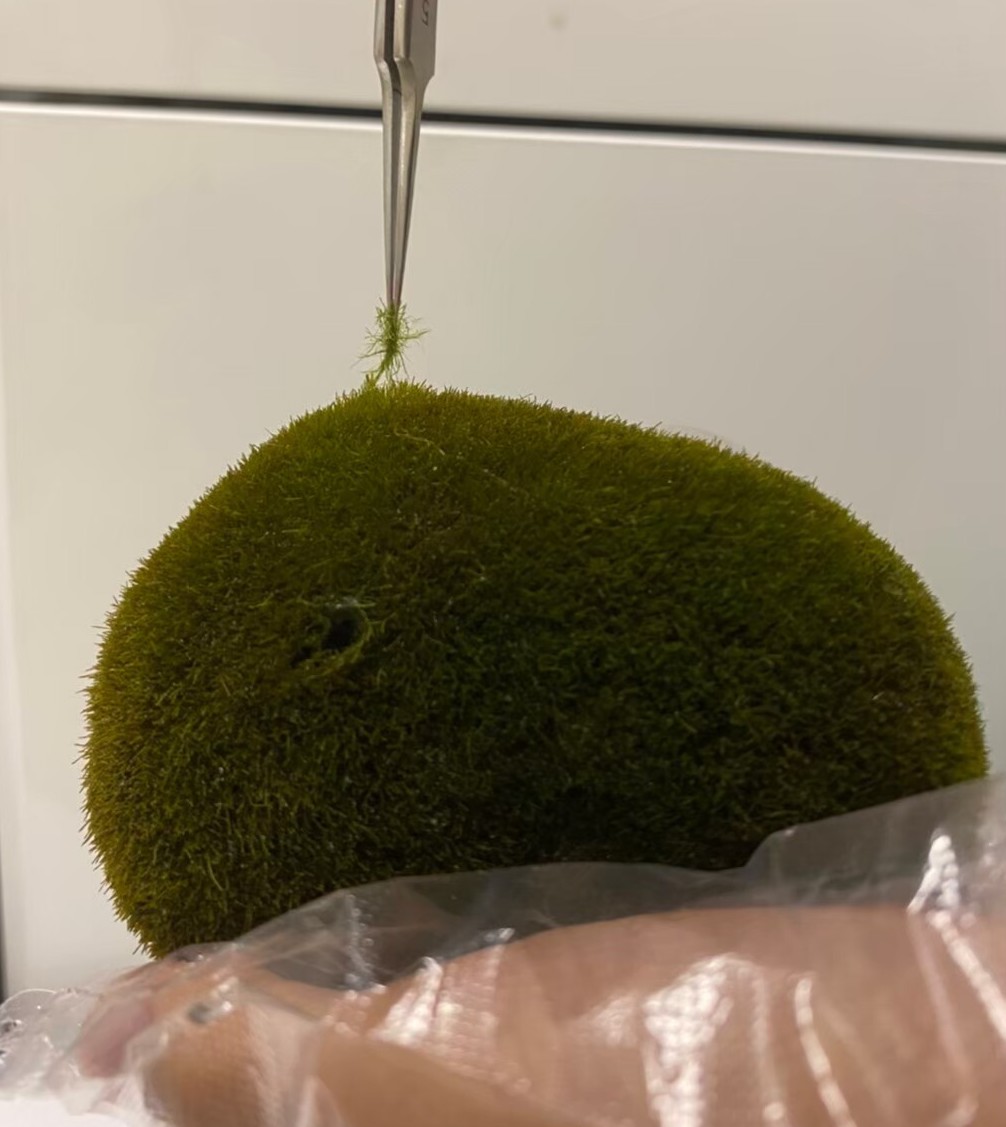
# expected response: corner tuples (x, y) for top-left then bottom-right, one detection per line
(85, 382), (986, 955)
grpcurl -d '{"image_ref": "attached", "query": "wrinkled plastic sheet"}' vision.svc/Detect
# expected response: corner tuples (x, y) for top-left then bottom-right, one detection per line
(3, 776), (1006, 1125)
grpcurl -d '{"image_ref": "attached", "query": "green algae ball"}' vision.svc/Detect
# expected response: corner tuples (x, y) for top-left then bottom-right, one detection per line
(84, 381), (986, 955)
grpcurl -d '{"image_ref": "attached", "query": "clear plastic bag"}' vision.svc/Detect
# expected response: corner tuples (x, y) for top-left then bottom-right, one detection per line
(3, 776), (1006, 1125)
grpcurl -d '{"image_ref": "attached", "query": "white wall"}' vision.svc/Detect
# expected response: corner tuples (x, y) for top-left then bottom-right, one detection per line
(1, 107), (1004, 993)
(1, 0), (1006, 136)
(1, 0), (1004, 994)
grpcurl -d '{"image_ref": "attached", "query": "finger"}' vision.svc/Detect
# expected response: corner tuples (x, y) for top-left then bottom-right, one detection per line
(86, 907), (1006, 1126)
(77, 947), (236, 1077)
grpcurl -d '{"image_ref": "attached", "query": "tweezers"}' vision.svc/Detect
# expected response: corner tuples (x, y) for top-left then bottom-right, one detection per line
(374, 0), (438, 309)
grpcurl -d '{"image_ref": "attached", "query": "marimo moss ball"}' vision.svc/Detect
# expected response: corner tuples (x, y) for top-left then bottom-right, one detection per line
(85, 381), (986, 955)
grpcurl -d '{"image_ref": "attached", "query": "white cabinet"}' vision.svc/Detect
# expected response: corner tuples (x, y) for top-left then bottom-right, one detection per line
(1, 106), (1005, 993)
(2, 0), (1006, 137)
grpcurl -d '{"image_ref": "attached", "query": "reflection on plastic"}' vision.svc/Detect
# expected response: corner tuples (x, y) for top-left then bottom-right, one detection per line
(3, 777), (1006, 1125)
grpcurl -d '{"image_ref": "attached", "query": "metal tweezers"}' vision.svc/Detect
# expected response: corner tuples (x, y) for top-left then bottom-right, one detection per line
(375, 0), (438, 310)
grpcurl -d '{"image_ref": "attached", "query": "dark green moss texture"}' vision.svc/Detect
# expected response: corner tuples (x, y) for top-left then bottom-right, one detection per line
(84, 382), (986, 955)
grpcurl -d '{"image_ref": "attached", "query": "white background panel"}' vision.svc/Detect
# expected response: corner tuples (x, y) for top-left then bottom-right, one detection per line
(0, 108), (1004, 992)
(1, 0), (1006, 137)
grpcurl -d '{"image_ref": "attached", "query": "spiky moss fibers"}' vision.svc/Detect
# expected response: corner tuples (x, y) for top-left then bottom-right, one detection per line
(361, 303), (424, 386)
(85, 382), (986, 955)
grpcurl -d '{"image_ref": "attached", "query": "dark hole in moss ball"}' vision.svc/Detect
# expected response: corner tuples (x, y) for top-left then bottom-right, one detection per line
(322, 608), (363, 652)
(83, 381), (987, 957)
(292, 602), (368, 667)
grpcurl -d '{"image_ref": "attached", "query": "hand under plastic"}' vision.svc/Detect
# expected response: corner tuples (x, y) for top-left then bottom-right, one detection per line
(76, 905), (1006, 1127)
